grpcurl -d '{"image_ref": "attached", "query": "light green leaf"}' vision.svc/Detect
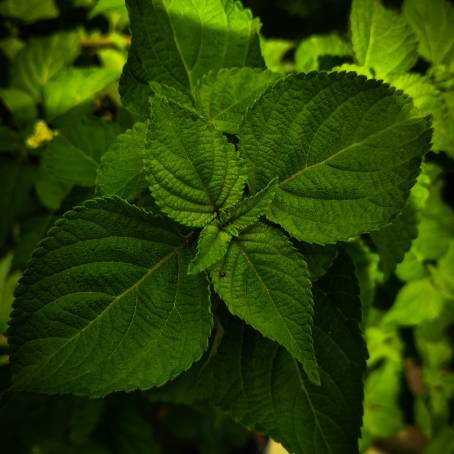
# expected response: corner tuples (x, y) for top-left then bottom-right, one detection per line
(433, 241), (454, 299)
(41, 115), (120, 187)
(90, 0), (126, 18)
(351, 0), (418, 77)
(0, 88), (37, 126)
(156, 251), (366, 454)
(0, 0), (58, 23)
(11, 32), (80, 100)
(389, 73), (452, 154)
(239, 72), (431, 244)
(188, 223), (232, 275)
(211, 223), (319, 385)
(145, 97), (246, 228)
(96, 122), (147, 200)
(384, 279), (446, 327)
(403, 0), (454, 66)
(44, 68), (118, 120)
(195, 68), (280, 134)
(121, 0), (264, 105)
(295, 33), (352, 73)
(9, 197), (213, 396)
(260, 38), (295, 73)
(220, 178), (278, 236)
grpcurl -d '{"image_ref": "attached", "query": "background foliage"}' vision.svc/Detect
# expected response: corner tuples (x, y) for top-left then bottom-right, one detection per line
(0, 0), (453, 453)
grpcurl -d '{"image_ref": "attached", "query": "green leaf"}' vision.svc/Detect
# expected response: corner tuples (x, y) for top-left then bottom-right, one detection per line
(383, 279), (445, 327)
(145, 97), (246, 228)
(351, 0), (418, 77)
(44, 68), (118, 120)
(41, 115), (120, 187)
(425, 426), (454, 454)
(90, 0), (127, 18)
(403, 0), (454, 66)
(211, 223), (319, 385)
(295, 243), (338, 281)
(9, 197), (213, 396)
(35, 165), (73, 211)
(0, 254), (21, 333)
(371, 200), (418, 279)
(433, 241), (454, 299)
(96, 122), (147, 200)
(260, 38), (295, 73)
(0, 0), (58, 23)
(121, 0), (264, 102)
(11, 32), (80, 100)
(388, 73), (452, 155)
(239, 72), (431, 244)
(195, 68), (280, 134)
(156, 251), (366, 454)
(188, 223), (232, 275)
(295, 34), (352, 73)
(0, 88), (37, 126)
(220, 178), (278, 236)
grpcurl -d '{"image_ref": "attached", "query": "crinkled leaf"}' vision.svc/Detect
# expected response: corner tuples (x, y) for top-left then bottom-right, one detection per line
(220, 178), (278, 236)
(0, 254), (21, 333)
(121, 0), (264, 106)
(96, 122), (147, 200)
(145, 97), (246, 228)
(11, 32), (80, 100)
(44, 68), (117, 120)
(0, 0), (58, 23)
(295, 33), (352, 73)
(403, 0), (454, 66)
(155, 251), (366, 454)
(195, 68), (280, 134)
(188, 223), (232, 275)
(351, 0), (418, 77)
(239, 72), (431, 244)
(9, 197), (213, 396)
(211, 222), (319, 384)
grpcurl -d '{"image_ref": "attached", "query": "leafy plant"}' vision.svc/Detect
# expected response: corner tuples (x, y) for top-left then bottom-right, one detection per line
(1, 0), (454, 453)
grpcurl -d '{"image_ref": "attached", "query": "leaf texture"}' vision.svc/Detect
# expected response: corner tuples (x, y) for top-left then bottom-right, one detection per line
(211, 223), (319, 385)
(239, 72), (432, 244)
(9, 197), (213, 397)
(351, 0), (418, 77)
(154, 251), (367, 454)
(145, 97), (246, 227)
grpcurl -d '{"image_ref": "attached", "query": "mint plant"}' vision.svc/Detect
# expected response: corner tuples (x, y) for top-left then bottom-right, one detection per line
(1, 0), (454, 452)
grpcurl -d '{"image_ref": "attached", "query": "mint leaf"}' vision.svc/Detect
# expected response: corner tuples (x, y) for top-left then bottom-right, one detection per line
(97, 122), (147, 200)
(121, 0), (264, 103)
(188, 223), (232, 275)
(195, 68), (280, 134)
(145, 97), (246, 228)
(239, 72), (431, 244)
(41, 115), (120, 187)
(44, 68), (117, 120)
(351, 0), (418, 77)
(220, 178), (278, 236)
(156, 251), (366, 454)
(11, 32), (80, 100)
(403, 0), (454, 66)
(295, 34), (352, 73)
(0, 0), (58, 23)
(211, 222), (319, 385)
(9, 197), (213, 396)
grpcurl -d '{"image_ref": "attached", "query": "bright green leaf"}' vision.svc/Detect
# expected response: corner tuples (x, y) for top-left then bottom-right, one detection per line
(44, 68), (117, 120)
(351, 0), (418, 77)
(239, 72), (431, 244)
(90, 0), (126, 18)
(0, 0), (58, 23)
(403, 0), (454, 66)
(0, 88), (37, 126)
(211, 223), (319, 385)
(295, 33), (352, 73)
(260, 38), (295, 73)
(145, 97), (246, 227)
(9, 197), (213, 396)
